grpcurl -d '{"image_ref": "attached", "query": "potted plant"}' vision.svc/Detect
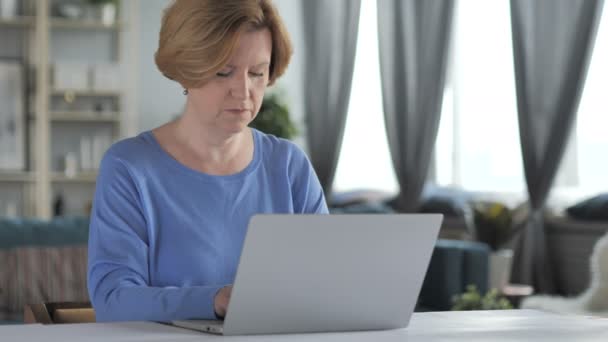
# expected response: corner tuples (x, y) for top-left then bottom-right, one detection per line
(87, 0), (118, 25)
(250, 92), (297, 140)
(472, 201), (527, 291)
(451, 285), (513, 311)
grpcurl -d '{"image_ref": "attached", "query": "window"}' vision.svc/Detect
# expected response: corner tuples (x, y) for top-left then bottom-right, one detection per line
(334, 0), (608, 205)
(333, 0), (398, 194)
(435, 0), (524, 196)
(437, 0), (608, 205)
(550, 4), (608, 203)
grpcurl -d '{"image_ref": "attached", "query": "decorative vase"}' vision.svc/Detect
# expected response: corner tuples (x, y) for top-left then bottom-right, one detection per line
(100, 3), (116, 26)
(488, 248), (513, 291)
(0, 0), (18, 19)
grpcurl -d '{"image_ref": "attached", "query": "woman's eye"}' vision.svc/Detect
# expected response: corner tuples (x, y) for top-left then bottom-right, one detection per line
(216, 71), (231, 77)
(249, 72), (264, 77)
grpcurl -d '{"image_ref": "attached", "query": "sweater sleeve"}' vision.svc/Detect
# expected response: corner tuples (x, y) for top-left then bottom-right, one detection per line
(87, 152), (224, 322)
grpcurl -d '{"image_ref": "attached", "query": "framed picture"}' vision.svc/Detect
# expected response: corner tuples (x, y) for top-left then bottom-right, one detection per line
(0, 59), (25, 170)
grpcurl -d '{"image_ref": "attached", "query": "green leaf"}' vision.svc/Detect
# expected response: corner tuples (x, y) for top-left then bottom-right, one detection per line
(451, 284), (513, 311)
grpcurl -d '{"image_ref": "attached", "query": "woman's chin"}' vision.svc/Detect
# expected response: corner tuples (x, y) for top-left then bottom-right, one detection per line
(221, 121), (250, 136)
(215, 113), (254, 135)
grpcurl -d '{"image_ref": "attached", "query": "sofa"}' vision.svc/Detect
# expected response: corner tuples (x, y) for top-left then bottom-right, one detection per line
(0, 216), (489, 324)
(522, 229), (608, 317)
(0, 217), (90, 324)
(545, 215), (608, 296)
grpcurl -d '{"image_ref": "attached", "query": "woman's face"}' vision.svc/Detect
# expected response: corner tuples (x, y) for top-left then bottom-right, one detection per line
(186, 28), (272, 135)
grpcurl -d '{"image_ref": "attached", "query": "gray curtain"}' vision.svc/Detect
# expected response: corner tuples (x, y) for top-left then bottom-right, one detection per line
(301, 0), (361, 196)
(377, 0), (455, 212)
(510, 0), (604, 293)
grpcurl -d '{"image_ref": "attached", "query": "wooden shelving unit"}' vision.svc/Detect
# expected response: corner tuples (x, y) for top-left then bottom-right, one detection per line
(50, 111), (121, 123)
(51, 89), (122, 97)
(0, 16), (35, 27)
(0, 172), (35, 183)
(0, 0), (138, 218)
(51, 172), (98, 183)
(50, 18), (123, 30)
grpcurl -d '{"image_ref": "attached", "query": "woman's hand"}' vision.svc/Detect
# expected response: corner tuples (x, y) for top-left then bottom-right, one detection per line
(214, 285), (233, 318)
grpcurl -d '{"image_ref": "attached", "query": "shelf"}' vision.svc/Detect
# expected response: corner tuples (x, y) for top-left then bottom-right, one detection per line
(1, 1), (132, 219)
(0, 16), (34, 28)
(51, 172), (98, 183)
(51, 89), (121, 97)
(51, 18), (123, 30)
(0, 17), (123, 30)
(50, 111), (121, 123)
(0, 171), (35, 182)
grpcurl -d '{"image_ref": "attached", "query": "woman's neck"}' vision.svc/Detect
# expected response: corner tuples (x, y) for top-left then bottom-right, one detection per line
(154, 115), (254, 176)
(174, 115), (248, 165)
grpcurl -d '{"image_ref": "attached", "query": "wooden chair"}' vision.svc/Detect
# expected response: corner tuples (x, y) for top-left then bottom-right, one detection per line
(24, 302), (96, 324)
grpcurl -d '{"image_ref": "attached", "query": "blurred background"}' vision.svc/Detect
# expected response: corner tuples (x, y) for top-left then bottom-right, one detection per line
(1, 0), (608, 321)
(0, 0), (606, 217)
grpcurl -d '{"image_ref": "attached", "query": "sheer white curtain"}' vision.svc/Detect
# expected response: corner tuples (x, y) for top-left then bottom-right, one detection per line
(333, 0), (398, 195)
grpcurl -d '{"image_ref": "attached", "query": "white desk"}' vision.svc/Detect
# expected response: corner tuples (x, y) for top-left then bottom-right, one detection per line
(2, 310), (607, 341)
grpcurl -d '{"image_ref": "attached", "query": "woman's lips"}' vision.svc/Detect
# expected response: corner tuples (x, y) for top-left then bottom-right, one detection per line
(225, 109), (251, 115)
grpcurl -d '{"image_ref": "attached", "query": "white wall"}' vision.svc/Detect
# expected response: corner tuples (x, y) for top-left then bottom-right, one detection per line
(270, 0), (307, 149)
(135, 0), (308, 150)
(137, 0), (183, 132)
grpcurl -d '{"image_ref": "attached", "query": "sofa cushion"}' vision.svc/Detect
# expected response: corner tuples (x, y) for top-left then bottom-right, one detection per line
(419, 186), (473, 218)
(419, 195), (468, 217)
(0, 217), (89, 249)
(329, 202), (395, 214)
(566, 194), (608, 221)
(329, 189), (394, 208)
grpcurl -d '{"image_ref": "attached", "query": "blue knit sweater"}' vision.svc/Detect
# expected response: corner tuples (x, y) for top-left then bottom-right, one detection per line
(87, 129), (328, 322)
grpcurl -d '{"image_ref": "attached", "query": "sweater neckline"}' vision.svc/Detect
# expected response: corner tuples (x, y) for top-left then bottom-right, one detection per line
(142, 128), (262, 182)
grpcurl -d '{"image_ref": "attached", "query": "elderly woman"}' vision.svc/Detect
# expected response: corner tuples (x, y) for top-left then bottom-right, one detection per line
(87, 0), (328, 322)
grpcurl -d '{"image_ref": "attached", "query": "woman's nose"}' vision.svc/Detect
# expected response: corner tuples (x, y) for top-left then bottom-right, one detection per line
(230, 73), (250, 100)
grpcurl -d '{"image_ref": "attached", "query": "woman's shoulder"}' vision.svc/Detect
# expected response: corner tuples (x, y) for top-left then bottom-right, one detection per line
(253, 129), (314, 178)
(254, 129), (307, 161)
(102, 131), (158, 167)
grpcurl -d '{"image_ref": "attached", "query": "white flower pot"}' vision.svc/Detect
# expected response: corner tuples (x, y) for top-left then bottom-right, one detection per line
(0, 0), (18, 19)
(488, 249), (513, 291)
(100, 3), (116, 26)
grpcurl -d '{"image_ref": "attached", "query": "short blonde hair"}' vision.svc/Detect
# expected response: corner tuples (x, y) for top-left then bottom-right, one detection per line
(155, 0), (292, 88)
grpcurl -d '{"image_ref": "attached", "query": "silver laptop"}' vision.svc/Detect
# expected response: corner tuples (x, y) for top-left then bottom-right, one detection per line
(172, 214), (442, 335)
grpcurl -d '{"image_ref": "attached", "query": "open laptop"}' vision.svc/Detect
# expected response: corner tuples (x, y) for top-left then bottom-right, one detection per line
(171, 214), (442, 335)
